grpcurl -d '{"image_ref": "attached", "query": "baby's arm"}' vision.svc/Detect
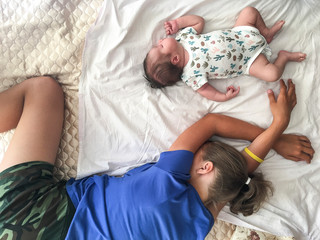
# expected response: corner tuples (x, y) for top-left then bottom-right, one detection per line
(196, 83), (240, 102)
(165, 15), (204, 35)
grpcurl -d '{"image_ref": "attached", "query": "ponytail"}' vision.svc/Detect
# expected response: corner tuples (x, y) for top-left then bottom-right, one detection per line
(229, 172), (273, 216)
(200, 141), (273, 216)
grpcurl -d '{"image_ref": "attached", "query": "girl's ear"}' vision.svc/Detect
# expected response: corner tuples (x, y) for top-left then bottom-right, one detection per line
(171, 55), (180, 65)
(197, 161), (214, 174)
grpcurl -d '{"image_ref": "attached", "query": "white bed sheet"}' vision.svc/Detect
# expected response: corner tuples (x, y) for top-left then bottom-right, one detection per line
(78, 0), (320, 239)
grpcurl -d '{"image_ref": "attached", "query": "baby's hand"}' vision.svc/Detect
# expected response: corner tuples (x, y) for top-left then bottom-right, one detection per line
(164, 20), (179, 35)
(225, 86), (240, 100)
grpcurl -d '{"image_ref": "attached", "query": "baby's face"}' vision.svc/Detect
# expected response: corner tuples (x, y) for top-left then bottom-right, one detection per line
(148, 38), (179, 62)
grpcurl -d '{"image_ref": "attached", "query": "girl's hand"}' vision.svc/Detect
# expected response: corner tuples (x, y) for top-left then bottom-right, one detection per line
(267, 79), (296, 130)
(244, 79), (297, 173)
(273, 134), (314, 163)
(164, 20), (179, 35)
(270, 79), (315, 163)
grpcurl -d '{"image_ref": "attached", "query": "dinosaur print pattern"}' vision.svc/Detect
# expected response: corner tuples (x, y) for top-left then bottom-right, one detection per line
(176, 26), (271, 91)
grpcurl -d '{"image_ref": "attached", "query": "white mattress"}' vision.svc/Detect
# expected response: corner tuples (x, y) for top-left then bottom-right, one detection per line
(78, 0), (320, 239)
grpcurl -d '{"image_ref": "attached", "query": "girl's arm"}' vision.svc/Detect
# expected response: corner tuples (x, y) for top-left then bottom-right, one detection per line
(165, 15), (205, 35)
(242, 80), (301, 172)
(197, 83), (240, 102)
(169, 80), (314, 169)
(169, 112), (263, 153)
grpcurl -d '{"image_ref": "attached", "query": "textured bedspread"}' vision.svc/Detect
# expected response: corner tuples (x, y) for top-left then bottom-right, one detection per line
(0, 0), (103, 179)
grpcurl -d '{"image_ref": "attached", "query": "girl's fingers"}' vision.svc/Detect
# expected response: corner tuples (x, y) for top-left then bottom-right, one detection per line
(287, 79), (296, 102)
(292, 136), (315, 163)
(286, 155), (304, 162)
(267, 89), (276, 105)
(279, 79), (287, 94)
(287, 153), (312, 164)
(299, 135), (311, 144)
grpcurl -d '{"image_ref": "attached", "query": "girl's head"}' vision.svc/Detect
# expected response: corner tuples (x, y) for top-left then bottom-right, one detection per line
(143, 38), (184, 88)
(196, 141), (273, 216)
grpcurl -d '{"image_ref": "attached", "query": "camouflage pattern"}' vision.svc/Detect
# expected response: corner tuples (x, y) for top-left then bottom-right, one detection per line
(0, 161), (75, 240)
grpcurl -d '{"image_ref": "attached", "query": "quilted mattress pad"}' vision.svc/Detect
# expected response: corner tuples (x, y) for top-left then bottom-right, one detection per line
(0, 0), (103, 179)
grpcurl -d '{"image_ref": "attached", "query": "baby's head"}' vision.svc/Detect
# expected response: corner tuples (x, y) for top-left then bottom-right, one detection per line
(143, 38), (184, 88)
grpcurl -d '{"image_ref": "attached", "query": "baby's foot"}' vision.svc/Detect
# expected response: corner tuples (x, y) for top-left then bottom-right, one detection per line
(265, 20), (285, 43)
(278, 50), (307, 62)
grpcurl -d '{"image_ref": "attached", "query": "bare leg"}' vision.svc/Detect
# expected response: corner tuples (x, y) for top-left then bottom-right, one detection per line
(249, 51), (307, 82)
(234, 6), (285, 43)
(0, 76), (64, 172)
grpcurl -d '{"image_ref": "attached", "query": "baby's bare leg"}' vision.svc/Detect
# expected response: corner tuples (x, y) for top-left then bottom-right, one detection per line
(249, 51), (306, 82)
(234, 6), (284, 43)
(0, 76), (64, 172)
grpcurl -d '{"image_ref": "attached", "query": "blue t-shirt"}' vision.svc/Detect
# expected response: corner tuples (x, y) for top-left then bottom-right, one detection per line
(65, 150), (214, 239)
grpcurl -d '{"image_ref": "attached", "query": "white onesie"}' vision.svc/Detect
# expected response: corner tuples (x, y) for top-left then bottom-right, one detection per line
(176, 26), (271, 90)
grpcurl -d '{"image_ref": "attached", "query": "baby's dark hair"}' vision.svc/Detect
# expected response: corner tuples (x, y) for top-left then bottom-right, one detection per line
(201, 141), (273, 216)
(143, 53), (183, 88)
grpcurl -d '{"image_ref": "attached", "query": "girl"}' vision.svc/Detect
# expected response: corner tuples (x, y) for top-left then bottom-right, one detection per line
(0, 77), (313, 239)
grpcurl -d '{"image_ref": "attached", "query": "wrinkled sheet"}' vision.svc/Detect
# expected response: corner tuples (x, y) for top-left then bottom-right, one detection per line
(79, 0), (320, 239)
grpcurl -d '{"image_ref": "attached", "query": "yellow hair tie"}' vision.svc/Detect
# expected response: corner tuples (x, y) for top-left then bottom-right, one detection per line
(244, 147), (264, 163)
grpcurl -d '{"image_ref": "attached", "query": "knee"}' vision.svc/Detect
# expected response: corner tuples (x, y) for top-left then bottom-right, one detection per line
(28, 76), (63, 99)
(240, 6), (259, 21)
(265, 68), (282, 82)
(241, 6), (258, 16)
(23, 76), (64, 114)
(31, 76), (62, 90)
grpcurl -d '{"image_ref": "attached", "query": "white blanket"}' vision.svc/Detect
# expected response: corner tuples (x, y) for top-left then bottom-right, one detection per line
(78, 0), (320, 239)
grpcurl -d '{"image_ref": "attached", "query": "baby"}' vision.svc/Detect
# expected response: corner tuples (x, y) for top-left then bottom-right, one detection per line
(143, 7), (306, 102)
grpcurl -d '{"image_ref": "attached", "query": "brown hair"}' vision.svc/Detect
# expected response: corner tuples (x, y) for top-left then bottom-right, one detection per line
(143, 53), (183, 88)
(201, 141), (273, 216)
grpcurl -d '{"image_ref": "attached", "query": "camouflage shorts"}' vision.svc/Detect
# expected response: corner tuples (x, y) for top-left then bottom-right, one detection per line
(0, 161), (75, 240)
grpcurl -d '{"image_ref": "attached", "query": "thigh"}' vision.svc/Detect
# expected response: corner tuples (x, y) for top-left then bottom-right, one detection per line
(249, 54), (279, 82)
(0, 77), (64, 172)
